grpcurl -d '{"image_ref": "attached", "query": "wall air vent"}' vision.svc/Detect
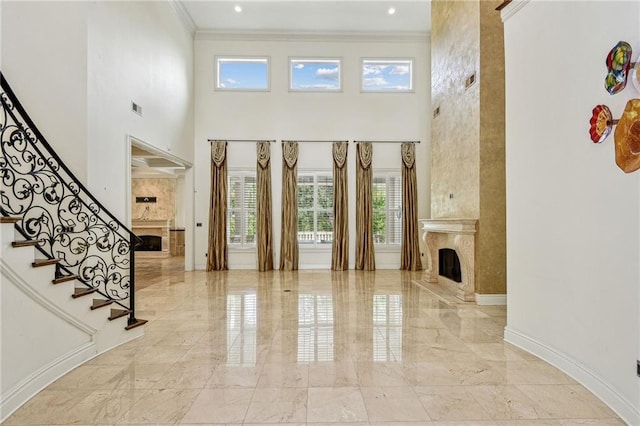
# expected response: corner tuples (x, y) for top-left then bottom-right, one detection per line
(131, 101), (142, 116)
(465, 73), (476, 89)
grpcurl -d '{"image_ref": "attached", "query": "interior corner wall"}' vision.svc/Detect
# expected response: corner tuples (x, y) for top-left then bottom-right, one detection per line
(193, 35), (430, 270)
(1, 1), (88, 182)
(430, 0), (480, 219)
(87, 1), (195, 223)
(503, 1), (640, 423)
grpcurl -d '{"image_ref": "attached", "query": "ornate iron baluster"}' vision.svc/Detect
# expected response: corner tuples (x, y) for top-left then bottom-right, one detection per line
(0, 72), (142, 321)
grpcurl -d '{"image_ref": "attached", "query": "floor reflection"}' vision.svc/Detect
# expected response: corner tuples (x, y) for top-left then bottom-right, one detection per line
(211, 272), (426, 365)
(6, 257), (619, 425)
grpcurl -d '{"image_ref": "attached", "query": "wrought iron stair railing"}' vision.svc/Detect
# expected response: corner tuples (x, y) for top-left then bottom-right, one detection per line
(0, 72), (144, 328)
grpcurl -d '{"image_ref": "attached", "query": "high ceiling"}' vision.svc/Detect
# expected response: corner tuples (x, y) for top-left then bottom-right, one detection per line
(178, 1), (431, 34)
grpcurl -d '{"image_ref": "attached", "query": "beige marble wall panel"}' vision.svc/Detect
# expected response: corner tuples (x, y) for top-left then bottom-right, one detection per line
(478, 1), (506, 295)
(431, 0), (506, 295)
(132, 178), (177, 225)
(430, 0), (480, 219)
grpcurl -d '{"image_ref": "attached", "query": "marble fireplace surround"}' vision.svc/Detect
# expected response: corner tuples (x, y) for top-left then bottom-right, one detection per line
(132, 219), (171, 256)
(420, 218), (478, 302)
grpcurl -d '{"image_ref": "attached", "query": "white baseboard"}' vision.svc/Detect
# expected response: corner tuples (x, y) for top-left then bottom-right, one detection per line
(504, 326), (640, 425)
(0, 343), (95, 422)
(474, 293), (507, 305)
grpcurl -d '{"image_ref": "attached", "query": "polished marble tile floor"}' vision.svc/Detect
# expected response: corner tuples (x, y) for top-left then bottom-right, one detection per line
(3, 257), (624, 425)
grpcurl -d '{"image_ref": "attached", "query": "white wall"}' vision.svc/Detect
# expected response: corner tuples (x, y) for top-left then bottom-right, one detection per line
(1, 1), (88, 181)
(2, 1), (195, 266)
(194, 33), (430, 269)
(87, 1), (195, 223)
(503, 1), (640, 423)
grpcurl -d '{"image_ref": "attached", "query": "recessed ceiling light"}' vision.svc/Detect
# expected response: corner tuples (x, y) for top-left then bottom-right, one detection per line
(234, 5), (242, 13)
(388, 7), (396, 15)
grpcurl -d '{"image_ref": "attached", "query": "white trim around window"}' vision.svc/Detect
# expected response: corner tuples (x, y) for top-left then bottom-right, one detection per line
(372, 170), (402, 247)
(297, 170), (334, 249)
(227, 170), (257, 249)
(289, 57), (342, 92)
(361, 58), (414, 93)
(215, 56), (270, 92)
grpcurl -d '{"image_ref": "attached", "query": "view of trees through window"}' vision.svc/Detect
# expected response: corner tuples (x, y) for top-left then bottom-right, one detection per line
(227, 169), (400, 249)
(228, 173), (257, 246)
(373, 172), (402, 245)
(298, 173), (333, 246)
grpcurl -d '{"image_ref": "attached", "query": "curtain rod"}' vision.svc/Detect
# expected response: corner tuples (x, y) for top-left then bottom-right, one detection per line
(282, 140), (348, 143)
(354, 140), (420, 144)
(208, 139), (276, 143)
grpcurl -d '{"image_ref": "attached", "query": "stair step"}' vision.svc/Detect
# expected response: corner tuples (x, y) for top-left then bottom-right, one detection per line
(90, 299), (113, 310)
(125, 318), (148, 330)
(32, 258), (59, 268)
(108, 309), (130, 320)
(0, 217), (21, 224)
(12, 240), (40, 248)
(72, 286), (98, 298)
(52, 274), (78, 284)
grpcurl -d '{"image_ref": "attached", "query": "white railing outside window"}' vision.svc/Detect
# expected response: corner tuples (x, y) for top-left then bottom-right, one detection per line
(297, 172), (334, 248)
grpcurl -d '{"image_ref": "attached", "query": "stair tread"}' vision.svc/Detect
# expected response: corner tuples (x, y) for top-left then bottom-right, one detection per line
(0, 217), (21, 224)
(52, 274), (78, 284)
(90, 299), (113, 310)
(32, 258), (59, 268)
(72, 286), (98, 298)
(109, 309), (130, 320)
(12, 240), (40, 248)
(125, 318), (148, 330)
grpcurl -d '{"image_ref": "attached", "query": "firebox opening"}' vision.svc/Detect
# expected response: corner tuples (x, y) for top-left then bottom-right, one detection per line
(136, 235), (162, 251)
(439, 248), (461, 283)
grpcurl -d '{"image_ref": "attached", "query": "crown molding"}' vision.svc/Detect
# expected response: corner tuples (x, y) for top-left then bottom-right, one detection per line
(168, 0), (196, 36)
(194, 30), (429, 44)
(500, 0), (531, 22)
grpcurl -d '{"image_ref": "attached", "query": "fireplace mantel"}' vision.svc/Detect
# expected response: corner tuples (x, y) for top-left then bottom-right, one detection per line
(420, 218), (478, 302)
(420, 218), (477, 234)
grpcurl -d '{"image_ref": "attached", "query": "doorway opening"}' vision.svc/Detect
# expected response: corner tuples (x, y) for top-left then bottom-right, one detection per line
(126, 136), (192, 272)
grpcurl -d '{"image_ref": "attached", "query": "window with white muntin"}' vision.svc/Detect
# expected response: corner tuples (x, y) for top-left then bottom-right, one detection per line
(373, 171), (402, 245)
(227, 171), (257, 247)
(297, 172), (334, 247)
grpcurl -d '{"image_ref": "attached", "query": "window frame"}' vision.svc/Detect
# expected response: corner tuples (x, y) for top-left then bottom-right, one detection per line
(289, 57), (343, 92)
(297, 170), (334, 249)
(372, 169), (402, 248)
(215, 56), (271, 92)
(360, 58), (415, 93)
(227, 169), (257, 249)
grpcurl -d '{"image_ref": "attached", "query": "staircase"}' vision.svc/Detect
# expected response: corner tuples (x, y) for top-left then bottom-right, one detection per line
(0, 73), (146, 420)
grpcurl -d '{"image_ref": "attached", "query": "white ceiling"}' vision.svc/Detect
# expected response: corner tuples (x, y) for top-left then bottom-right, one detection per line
(132, 145), (187, 178)
(178, 1), (431, 34)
